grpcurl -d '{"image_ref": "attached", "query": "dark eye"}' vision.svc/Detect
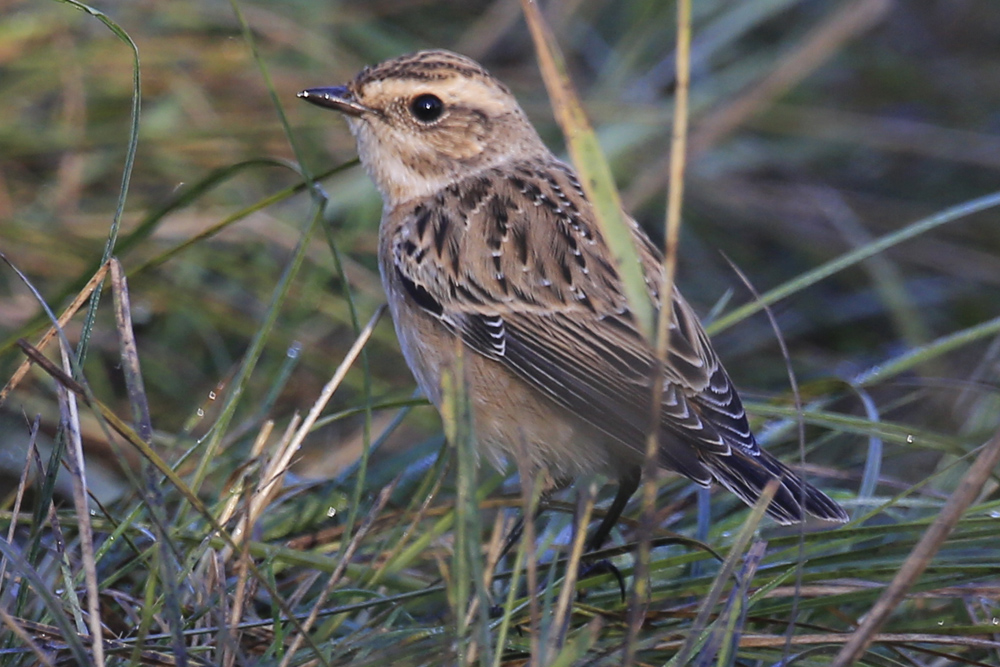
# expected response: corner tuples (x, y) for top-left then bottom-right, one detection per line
(410, 94), (444, 123)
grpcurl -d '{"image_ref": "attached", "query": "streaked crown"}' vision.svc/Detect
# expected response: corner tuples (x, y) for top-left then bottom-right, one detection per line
(352, 50), (507, 91)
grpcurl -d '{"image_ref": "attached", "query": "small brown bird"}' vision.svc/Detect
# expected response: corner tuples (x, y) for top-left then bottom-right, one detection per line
(299, 50), (848, 547)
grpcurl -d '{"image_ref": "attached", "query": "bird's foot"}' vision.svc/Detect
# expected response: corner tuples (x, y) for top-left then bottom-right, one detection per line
(577, 558), (626, 602)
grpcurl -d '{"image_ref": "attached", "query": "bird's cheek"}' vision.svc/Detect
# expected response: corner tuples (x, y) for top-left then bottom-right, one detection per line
(432, 127), (486, 162)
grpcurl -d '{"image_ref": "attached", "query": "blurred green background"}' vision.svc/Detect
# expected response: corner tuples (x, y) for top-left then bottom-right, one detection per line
(2, 0), (999, 500)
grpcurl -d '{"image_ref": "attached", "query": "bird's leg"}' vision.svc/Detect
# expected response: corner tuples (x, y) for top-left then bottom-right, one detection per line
(495, 471), (640, 603)
(502, 469), (637, 562)
(577, 468), (641, 600)
(498, 510), (528, 563)
(586, 468), (641, 553)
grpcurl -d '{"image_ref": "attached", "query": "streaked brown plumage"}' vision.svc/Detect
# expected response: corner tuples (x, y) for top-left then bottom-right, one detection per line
(299, 49), (848, 539)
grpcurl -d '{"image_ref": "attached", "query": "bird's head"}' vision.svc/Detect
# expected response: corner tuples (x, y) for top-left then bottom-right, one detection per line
(299, 50), (548, 205)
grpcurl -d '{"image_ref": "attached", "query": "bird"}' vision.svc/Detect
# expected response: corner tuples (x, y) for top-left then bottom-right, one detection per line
(298, 49), (848, 551)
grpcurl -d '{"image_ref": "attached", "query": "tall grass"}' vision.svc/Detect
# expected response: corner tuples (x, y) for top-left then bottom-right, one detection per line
(2, 0), (999, 665)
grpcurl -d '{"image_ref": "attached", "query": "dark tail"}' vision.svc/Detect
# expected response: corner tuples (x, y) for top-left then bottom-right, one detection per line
(705, 448), (848, 525)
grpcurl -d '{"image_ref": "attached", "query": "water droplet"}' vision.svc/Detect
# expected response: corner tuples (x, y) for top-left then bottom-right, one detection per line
(208, 391), (216, 400)
(906, 434), (914, 444)
(288, 342), (302, 359)
(196, 408), (205, 417)
(327, 507), (337, 517)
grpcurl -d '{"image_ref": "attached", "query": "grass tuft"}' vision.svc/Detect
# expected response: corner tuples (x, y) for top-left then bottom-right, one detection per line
(2, 1), (999, 665)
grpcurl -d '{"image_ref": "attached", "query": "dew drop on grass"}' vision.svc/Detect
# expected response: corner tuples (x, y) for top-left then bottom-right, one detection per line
(208, 391), (216, 400)
(197, 408), (205, 417)
(327, 507), (337, 517)
(906, 434), (914, 443)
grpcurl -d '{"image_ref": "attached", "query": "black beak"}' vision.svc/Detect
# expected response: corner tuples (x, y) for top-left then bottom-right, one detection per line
(297, 86), (369, 117)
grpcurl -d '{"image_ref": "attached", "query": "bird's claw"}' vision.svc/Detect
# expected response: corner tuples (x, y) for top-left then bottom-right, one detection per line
(577, 558), (626, 602)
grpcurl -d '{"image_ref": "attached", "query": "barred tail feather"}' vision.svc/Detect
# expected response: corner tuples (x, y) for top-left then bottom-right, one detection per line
(705, 449), (849, 525)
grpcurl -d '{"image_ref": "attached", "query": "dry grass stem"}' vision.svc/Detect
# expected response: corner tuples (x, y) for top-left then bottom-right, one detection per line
(57, 339), (105, 667)
(0, 259), (110, 405)
(110, 258), (153, 442)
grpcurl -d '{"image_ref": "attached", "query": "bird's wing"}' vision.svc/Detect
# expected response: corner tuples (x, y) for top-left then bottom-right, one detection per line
(387, 159), (760, 480)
